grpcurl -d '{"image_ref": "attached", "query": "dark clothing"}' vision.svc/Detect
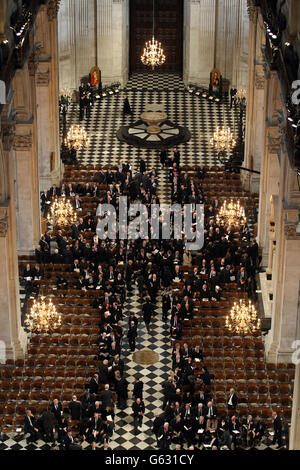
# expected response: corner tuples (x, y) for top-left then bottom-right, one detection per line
(123, 97), (132, 115)
(133, 380), (144, 399)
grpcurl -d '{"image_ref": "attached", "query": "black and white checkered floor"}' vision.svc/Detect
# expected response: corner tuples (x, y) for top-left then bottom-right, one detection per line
(7, 73), (282, 451)
(68, 72), (239, 170)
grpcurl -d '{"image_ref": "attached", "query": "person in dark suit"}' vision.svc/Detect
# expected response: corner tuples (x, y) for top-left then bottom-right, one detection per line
(139, 158), (146, 174)
(227, 388), (238, 410)
(64, 430), (81, 450)
(127, 321), (137, 352)
(229, 415), (241, 449)
(272, 411), (282, 448)
(24, 410), (40, 443)
(133, 376), (144, 400)
(41, 408), (55, 442)
(123, 94), (132, 115)
(206, 401), (217, 430)
(132, 397), (145, 432)
(157, 422), (173, 450)
(69, 395), (81, 420)
(160, 149), (167, 166)
(85, 412), (103, 443)
(242, 415), (255, 447)
(99, 384), (114, 408)
(230, 86), (237, 108)
(115, 375), (128, 409)
(89, 373), (99, 395)
(98, 360), (109, 384)
(50, 399), (63, 425)
(142, 297), (152, 333)
(173, 148), (180, 166)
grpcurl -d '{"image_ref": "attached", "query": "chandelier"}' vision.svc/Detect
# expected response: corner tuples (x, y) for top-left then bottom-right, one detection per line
(25, 296), (62, 333)
(141, 0), (166, 69)
(234, 89), (247, 105)
(47, 198), (77, 227)
(64, 125), (89, 151)
(226, 299), (261, 336)
(216, 199), (247, 227)
(210, 126), (237, 153)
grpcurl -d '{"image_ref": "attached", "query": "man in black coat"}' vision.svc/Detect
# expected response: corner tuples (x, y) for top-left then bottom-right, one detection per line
(133, 376), (144, 400)
(115, 376), (128, 409)
(152, 413), (166, 445)
(98, 360), (109, 384)
(24, 410), (40, 443)
(139, 158), (146, 174)
(142, 297), (152, 333)
(227, 388), (238, 410)
(123, 94), (132, 115)
(162, 376), (176, 410)
(41, 408), (55, 442)
(99, 384), (114, 408)
(50, 399), (63, 425)
(157, 422), (173, 450)
(272, 411), (283, 448)
(127, 321), (137, 352)
(89, 373), (99, 395)
(132, 397), (145, 432)
(69, 395), (82, 420)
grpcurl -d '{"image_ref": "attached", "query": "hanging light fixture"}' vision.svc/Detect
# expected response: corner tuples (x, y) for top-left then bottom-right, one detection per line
(25, 296), (62, 333)
(210, 126), (237, 164)
(141, 0), (166, 70)
(47, 198), (77, 227)
(216, 199), (247, 227)
(64, 124), (89, 151)
(226, 299), (261, 336)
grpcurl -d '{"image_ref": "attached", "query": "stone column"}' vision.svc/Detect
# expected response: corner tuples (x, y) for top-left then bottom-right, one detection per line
(97, 0), (129, 86)
(183, 0), (216, 86)
(243, 7), (265, 193)
(0, 129), (27, 362)
(35, 5), (61, 191)
(13, 65), (40, 255)
(265, 156), (300, 363)
(290, 363), (300, 450)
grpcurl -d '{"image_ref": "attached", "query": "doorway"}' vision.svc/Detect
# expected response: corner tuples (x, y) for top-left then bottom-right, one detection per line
(129, 0), (183, 74)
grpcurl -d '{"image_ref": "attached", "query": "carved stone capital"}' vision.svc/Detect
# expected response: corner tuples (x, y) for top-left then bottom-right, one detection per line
(47, 0), (61, 20)
(28, 44), (42, 76)
(1, 122), (16, 151)
(284, 223), (300, 240)
(267, 127), (281, 153)
(13, 132), (32, 151)
(247, 0), (258, 23)
(36, 70), (50, 87)
(0, 209), (8, 237)
(255, 72), (265, 90)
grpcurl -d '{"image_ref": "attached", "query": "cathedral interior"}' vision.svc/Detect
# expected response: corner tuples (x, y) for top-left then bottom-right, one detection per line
(0, 0), (300, 452)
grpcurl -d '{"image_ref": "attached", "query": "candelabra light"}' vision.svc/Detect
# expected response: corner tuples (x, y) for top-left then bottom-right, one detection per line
(210, 126), (237, 152)
(47, 198), (77, 227)
(141, 36), (166, 70)
(25, 296), (62, 333)
(141, 0), (166, 70)
(64, 125), (89, 151)
(216, 199), (247, 227)
(226, 299), (261, 336)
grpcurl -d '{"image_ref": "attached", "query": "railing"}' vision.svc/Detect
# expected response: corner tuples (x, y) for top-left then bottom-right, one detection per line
(258, 0), (299, 168)
(0, 0), (45, 106)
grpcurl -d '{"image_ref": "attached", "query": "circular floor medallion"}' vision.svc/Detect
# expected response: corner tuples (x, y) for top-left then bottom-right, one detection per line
(132, 349), (160, 365)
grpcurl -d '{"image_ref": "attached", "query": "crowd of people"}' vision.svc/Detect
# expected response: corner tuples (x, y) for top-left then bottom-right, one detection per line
(21, 148), (286, 450)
